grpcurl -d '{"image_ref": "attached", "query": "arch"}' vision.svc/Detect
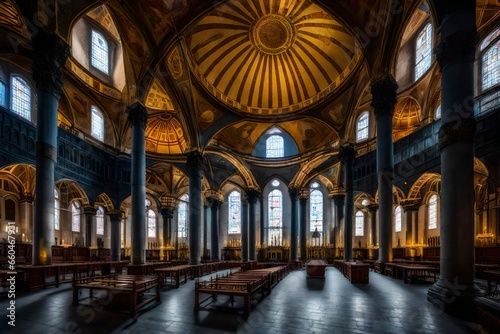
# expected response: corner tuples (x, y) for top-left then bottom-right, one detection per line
(408, 173), (441, 200)
(55, 179), (90, 207)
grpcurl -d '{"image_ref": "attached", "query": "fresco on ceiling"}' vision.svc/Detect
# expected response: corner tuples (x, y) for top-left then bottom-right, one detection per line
(216, 122), (263, 154)
(321, 164), (340, 184)
(145, 78), (175, 110)
(87, 5), (120, 40)
(145, 114), (187, 154)
(64, 86), (91, 131)
(57, 95), (73, 128)
(167, 47), (183, 79)
(141, 0), (190, 42)
(195, 93), (222, 131)
(0, 0), (28, 37)
(281, 120), (338, 152)
(328, 103), (345, 127)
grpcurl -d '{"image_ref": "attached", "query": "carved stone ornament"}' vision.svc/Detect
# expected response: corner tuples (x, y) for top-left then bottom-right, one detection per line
(438, 118), (476, 151)
(246, 188), (261, 203)
(127, 102), (149, 128)
(36, 142), (57, 162)
(434, 31), (477, 70)
(370, 74), (398, 118)
(32, 31), (70, 98)
(186, 150), (204, 173)
(339, 143), (357, 162)
(107, 210), (124, 221)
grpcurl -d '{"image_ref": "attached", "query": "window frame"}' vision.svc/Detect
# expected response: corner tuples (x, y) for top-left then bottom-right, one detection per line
(0, 80), (6, 108)
(96, 206), (104, 235)
(268, 188), (283, 245)
(309, 187), (323, 233)
(147, 208), (156, 238)
(394, 205), (402, 232)
(54, 189), (60, 231)
(90, 29), (110, 75)
(10, 75), (32, 121)
(428, 194), (438, 230)
(91, 106), (105, 141)
(228, 190), (241, 234)
(72, 201), (81, 232)
(415, 22), (433, 81)
(355, 210), (364, 237)
(178, 194), (189, 239)
(356, 111), (370, 142)
(480, 27), (500, 93)
(266, 134), (284, 158)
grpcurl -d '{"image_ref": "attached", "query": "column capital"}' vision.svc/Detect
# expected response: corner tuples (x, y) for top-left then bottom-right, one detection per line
(83, 206), (97, 215)
(186, 150), (204, 174)
(127, 102), (149, 128)
(205, 189), (223, 203)
(20, 192), (34, 203)
(339, 143), (356, 163)
(367, 204), (379, 213)
(434, 0), (476, 23)
(435, 31), (477, 71)
(331, 193), (345, 205)
(438, 118), (476, 151)
(32, 31), (70, 98)
(107, 210), (124, 221)
(161, 195), (178, 210)
(401, 199), (421, 211)
(245, 188), (261, 203)
(288, 186), (301, 200)
(161, 207), (174, 219)
(370, 74), (398, 118)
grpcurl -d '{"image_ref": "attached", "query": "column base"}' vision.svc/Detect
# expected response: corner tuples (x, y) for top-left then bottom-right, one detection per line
(427, 278), (484, 322)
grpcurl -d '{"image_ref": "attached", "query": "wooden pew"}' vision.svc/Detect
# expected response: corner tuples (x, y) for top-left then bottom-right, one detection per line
(154, 264), (191, 288)
(72, 274), (160, 317)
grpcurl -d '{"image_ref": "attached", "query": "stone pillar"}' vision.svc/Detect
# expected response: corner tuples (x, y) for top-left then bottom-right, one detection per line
(247, 189), (260, 261)
(403, 203), (418, 245)
(203, 201), (209, 259)
(127, 102), (148, 265)
(83, 206), (96, 248)
(368, 204), (378, 247)
(210, 197), (222, 261)
(108, 210), (122, 261)
(19, 194), (34, 243)
(339, 144), (356, 261)
(371, 74), (398, 264)
(260, 196), (265, 246)
(300, 193), (308, 260)
(332, 193), (345, 257)
(161, 207), (173, 248)
(427, 1), (482, 318)
(32, 31), (70, 265)
(288, 187), (300, 262)
(187, 151), (203, 265)
(241, 198), (249, 261)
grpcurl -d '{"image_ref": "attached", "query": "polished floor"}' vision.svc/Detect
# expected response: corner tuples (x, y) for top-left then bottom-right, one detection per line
(0, 266), (487, 334)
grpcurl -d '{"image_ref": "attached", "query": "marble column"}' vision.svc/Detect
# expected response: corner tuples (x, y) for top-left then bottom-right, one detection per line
(32, 31), (70, 265)
(247, 189), (260, 261)
(332, 193), (345, 257)
(107, 210), (122, 261)
(340, 144), (356, 261)
(300, 193), (308, 260)
(427, 0), (482, 318)
(210, 197), (222, 261)
(187, 151), (203, 265)
(83, 206), (96, 248)
(161, 208), (173, 248)
(371, 74), (398, 264)
(127, 102), (148, 265)
(19, 194), (34, 243)
(241, 198), (249, 261)
(288, 187), (300, 262)
(203, 202), (208, 259)
(403, 204), (418, 246)
(259, 196), (265, 247)
(368, 204), (378, 247)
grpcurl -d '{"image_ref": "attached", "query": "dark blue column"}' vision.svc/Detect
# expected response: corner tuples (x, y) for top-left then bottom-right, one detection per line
(241, 199), (249, 261)
(259, 196), (265, 247)
(84, 206), (96, 248)
(427, 0), (482, 318)
(332, 193), (345, 258)
(187, 151), (203, 265)
(371, 74), (398, 264)
(289, 187), (300, 262)
(300, 195), (308, 260)
(32, 31), (69, 266)
(247, 189), (259, 261)
(127, 102), (148, 265)
(108, 210), (123, 261)
(210, 197), (222, 261)
(339, 144), (356, 261)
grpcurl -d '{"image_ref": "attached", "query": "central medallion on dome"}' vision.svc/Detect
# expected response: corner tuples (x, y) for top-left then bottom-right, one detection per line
(251, 15), (295, 54)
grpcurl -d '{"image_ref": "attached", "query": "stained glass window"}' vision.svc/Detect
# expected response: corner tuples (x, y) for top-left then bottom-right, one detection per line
(395, 205), (402, 232)
(266, 135), (284, 158)
(482, 39), (500, 91)
(147, 209), (156, 238)
(11, 76), (31, 121)
(356, 112), (369, 142)
(91, 30), (109, 74)
(96, 206), (104, 235)
(268, 189), (282, 245)
(355, 211), (364, 236)
(310, 184), (323, 233)
(54, 189), (59, 230)
(0, 81), (6, 107)
(178, 194), (188, 238)
(428, 194), (438, 229)
(91, 106), (104, 141)
(228, 190), (241, 234)
(415, 23), (432, 80)
(72, 202), (80, 232)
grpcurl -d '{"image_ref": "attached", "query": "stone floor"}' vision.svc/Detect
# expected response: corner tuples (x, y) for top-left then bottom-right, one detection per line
(0, 267), (487, 334)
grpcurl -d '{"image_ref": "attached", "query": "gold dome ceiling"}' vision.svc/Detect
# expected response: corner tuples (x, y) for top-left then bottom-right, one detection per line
(186, 0), (360, 115)
(145, 114), (187, 155)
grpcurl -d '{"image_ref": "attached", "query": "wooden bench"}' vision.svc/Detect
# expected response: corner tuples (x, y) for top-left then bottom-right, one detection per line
(72, 274), (160, 316)
(154, 264), (191, 288)
(396, 264), (438, 283)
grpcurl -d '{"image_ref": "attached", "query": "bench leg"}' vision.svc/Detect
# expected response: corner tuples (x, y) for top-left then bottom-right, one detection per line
(72, 286), (78, 306)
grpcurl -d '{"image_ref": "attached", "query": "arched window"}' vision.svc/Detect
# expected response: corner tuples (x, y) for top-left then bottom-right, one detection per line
(268, 189), (282, 245)
(91, 106), (104, 141)
(435, 104), (441, 119)
(428, 194), (438, 229)
(310, 182), (323, 233)
(394, 205), (402, 232)
(482, 32), (500, 90)
(356, 112), (369, 142)
(91, 30), (109, 74)
(266, 135), (284, 158)
(415, 23), (432, 80)
(355, 211), (364, 236)
(0, 81), (6, 107)
(178, 194), (189, 238)
(72, 202), (81, 232)
(228, 190), (241, 234)
(96, 206), (104, 235)
(147, 209), (156, 238)
(11, 76), (31, 121)
(54, 189), (60, 230)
